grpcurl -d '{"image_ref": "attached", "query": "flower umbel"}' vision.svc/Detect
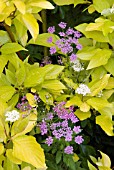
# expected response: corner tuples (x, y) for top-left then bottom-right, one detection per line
(75, 135), (84, 144)
(47, 22), (83, 64)
(64, 146), (73, 154)
(70, 53), (77, 62)
(38, 102), (84, 155)
(5, 110), (20, 122)
(48, 26), (55, 33)
(45, 136), (53, 146)
(58, 22), (67, 29)
(49, 47), (56, 55)
(75, 84), (91, 96)
(71, 59), (84, 72)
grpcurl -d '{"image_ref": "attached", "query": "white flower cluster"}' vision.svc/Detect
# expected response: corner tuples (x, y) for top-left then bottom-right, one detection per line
(101, 7), (114, 15)
(71, 59), (84, 72)
(5, 110), (20, 122)
(75, 84), (91, 96)
(110, 7), (114, 13)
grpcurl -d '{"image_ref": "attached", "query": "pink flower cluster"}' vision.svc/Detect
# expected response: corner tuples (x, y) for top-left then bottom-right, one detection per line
(17, 94), (40, 112)
(17, 96), (32, 111)
(47, 22), (82, 62)
(38, 102), (84, 154)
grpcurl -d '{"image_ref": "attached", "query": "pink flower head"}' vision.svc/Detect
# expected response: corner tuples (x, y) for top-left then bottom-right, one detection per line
(59, 32), (66, 37)
(64, 146), (73, 154)
(48, 26), (55, 33)
(49, 47), (56, 55)
(74, 31), (82, 38)
(39, 120), (48, 135)
(70, 53), (77, 62)
(76, 43), (83, 50)
(47, 37), (53, 43)
(58, 22), (67, 29)
(73, 126), (81, 134)
(66, 27), (74, 35)
(75, 135), (84, 144)
(45, 136), (53, 146)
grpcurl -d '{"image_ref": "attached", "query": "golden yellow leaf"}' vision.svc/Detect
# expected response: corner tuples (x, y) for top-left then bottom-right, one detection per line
(22, 13), (39, 40)
(29, 0), (54, 9)
(12, 135), (47, 169)
(12, 113), (37, 138)
(31, 88), (36, 93)
(80, 102), (90, 112)
(6, 149), (22, 164)
(72, 153), (79, 162)
(5, 17), (12, 26)
(26, 93), (36, 107)
(13, 0), (26, 14)
(75, 109), (91, 120)
(0, 143), (4, 155)
(0, 99), (8, 117)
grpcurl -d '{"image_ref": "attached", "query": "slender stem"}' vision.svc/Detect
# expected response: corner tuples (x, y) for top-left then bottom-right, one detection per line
(4, 23), (15, 42)
(3, 23), (23, 60)
(41, 10), (48, 57)
(41, 10), (47, 33)
(4, 125), (8, 138)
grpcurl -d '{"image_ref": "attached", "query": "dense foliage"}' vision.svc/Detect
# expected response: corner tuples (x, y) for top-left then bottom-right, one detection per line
(0, 0), (114, 170)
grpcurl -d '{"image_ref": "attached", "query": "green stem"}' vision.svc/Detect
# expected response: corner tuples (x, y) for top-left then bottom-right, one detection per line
(41, 10), (47, 33)
(4, 23), (15, 42)
(3, 23), (23, 60)
(41, 10), (48, 57)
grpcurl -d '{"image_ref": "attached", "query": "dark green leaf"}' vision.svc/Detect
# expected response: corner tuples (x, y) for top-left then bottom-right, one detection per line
(56, 151), (62, 164)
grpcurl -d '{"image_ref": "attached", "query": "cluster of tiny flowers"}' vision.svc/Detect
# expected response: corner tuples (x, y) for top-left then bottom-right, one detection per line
(101, 7), (114, 15)
(38, 102), (84, 154)
(47, 26), (55, 33)
(17, 94), (40, 112)
(110, 7), (114, 13)
(40, 56), (52, 66)
(47, 22), (82, 59)
(75, 84), (91, 96)
(45, 136), (53, 146)
(5, 110), (20, 122)
(71, 59), (84, 72)
(64, 146), (73, 154)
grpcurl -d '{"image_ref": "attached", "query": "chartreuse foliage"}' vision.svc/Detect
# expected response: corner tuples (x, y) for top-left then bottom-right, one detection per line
(0, 0), (67, 169)
(0, 104), (46, 169)
(0, 0), (89, 47)
(71, 0), (114, 137)
(0, 0), (114, 169)
(0, 0), (55, 43)
(52, 0), (90, 7)
(0, 53), (66, 169)
(29, 1), (114, 137)
(0, 53), (66, 104)
(88, 151), (112, 170)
